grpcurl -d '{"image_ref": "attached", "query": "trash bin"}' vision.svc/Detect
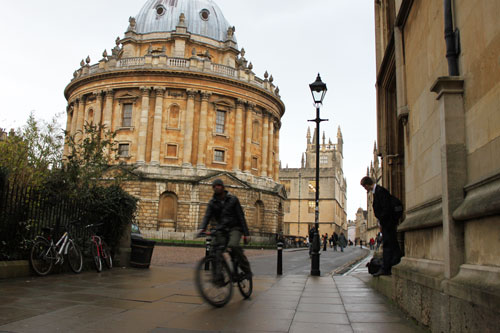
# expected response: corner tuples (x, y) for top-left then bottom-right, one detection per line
(130, 238), (156, 268)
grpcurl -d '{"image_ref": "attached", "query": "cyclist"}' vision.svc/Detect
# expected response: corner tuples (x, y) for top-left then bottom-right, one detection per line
(198, 178), (252, 278)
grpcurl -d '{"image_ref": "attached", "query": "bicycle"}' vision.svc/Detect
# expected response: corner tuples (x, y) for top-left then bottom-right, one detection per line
(84, 223), (113, 272)
(29, 221), (83, 276)
(195, 230), (253, 307)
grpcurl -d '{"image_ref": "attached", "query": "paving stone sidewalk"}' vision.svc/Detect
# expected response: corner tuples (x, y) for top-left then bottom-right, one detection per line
(0, 253), (427, 332)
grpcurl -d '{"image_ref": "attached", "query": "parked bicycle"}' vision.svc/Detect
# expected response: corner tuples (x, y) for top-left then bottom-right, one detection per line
(85, 223), (113, 272)
(195, 230), (253, 307)
(29, 221), (83, 276)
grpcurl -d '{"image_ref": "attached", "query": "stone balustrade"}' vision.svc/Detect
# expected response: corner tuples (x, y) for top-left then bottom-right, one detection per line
(73, 55), (278, 95)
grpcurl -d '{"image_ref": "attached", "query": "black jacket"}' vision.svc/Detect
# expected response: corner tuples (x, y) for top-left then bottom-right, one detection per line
(373, 185), (396, 226)
(200, 191), (250, 236)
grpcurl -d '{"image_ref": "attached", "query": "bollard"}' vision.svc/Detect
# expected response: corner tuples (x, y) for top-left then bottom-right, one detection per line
(204, 233), (211, 270)
(277, 241), (283, 275)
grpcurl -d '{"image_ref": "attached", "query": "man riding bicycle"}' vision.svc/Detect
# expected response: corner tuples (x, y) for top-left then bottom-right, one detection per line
(198, 179), (252, 278)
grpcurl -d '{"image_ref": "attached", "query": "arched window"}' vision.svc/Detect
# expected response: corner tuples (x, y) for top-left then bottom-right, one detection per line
(87, 109), (94, 125)
(158, 192), (178, 223)
(254, 200), (264, 231)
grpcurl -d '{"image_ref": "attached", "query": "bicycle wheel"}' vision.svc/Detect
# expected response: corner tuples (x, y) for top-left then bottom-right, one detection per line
(236, 268), (253, 299)
(101, 241), (113, 269)
(30, 239), (54, 276)
(67, 240), (83, 273)
(195, 256), (233, 307)
(91, 241), (102, 272)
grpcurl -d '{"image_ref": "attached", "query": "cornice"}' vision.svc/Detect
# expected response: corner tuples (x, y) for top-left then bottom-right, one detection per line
(64, 68), (285, 116)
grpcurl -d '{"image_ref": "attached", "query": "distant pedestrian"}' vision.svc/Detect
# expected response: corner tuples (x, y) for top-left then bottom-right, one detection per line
(338, 232), (347, 252)
(308, 226), (315, 256)
(369, 237), (375, 250)
(332, 232), (339, 251)
(376, 231), (382, 251)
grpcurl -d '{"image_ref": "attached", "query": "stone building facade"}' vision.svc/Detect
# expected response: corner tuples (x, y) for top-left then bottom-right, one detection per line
(354, 208), (367, 245)
(63, 0), (286, 238)
(279, 127), (347, 238)
(374, 0), (500, 331)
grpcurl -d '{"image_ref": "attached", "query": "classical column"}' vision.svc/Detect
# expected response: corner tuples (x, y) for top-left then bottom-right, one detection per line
(75, 95), (86, 142)
(197, 91), (211, 167)
(274, 124), (280, 180)
(70, 99), (79, 136)
(102, 89), (114, 132)
(151, 87), (165, 164)
(94, 91), (103, 127)
(137, 87), (150, 164)
(260, 112), (269, 177)
(182, 89), (196, 166)
(431, 77), (466, 279)
(243, 103), (254, 172)
(267, 118), (274, 177)
(232, 99), (245, 171)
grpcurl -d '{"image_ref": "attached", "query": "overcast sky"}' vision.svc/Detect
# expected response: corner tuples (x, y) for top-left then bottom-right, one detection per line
(0, 0), (377, 220)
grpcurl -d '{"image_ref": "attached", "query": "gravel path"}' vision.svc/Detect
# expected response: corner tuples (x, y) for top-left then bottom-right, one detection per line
(151, 245), (275, 266)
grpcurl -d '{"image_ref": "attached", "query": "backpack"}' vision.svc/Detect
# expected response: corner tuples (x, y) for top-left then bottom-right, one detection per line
(390, 195), (403, 221)
(366, 257), (383, 275)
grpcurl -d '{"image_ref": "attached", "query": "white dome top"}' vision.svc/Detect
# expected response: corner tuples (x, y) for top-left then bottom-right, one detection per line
(134, 0), (236, 43)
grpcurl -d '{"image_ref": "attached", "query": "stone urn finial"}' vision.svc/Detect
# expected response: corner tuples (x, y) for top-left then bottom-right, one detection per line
(269, 75), (274, 83)
(264, 71), (269, 79)
(240, 48), (245, 57)
(102, 49), (108, 58)
(80, 59), (85, 67)
(128, 17), (136, 31)
(86, 56), (91, 64)
(248, 62), (253, 70)
(115, 37), (121, 46)
(178, 13), (186, 26)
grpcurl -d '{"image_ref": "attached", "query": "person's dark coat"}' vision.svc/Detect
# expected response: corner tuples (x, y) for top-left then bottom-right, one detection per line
(373, 185), (396, 226)
(200, 191), (249, 236)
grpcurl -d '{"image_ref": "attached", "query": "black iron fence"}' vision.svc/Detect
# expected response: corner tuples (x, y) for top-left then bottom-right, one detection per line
(0, 180), (89, 260)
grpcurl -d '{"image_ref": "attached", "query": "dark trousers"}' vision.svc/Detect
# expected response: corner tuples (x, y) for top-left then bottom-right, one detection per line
(381, 222), (402, 273)
(216, 229), (251, 274)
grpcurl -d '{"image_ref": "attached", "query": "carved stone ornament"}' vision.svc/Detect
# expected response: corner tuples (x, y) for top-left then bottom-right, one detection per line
(226, 26), (235, 39)
(128, 17), (136, 31)
(275, 86), (280, 96)
(186, 89), (197, 98)
(86, 56), (91, 64)
(248, 62), (253, 70)
(264, 71), (269, 79)
(80, 59), (85, 67)
(192, 47), (197, 56)
(178, 13), (186, 26)
(269, 75), (274, 83)
(201, 91), (212, 100)
(240, 48), (245, 57)
(236, 99), (246, 106)
(116, 37), (121, 46)
(102, 49), (108, 58)
(73, 71), (78, 78)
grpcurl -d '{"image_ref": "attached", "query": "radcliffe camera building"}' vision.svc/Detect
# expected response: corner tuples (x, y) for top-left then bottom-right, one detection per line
(63, 0), (286, 238)
(279, 127), (347, 238)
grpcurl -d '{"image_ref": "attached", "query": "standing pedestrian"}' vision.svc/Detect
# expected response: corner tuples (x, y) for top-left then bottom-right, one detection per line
(323, 233), (328, 251)
(338, 232), (347, 252)
(369, 237), (375, 250)
(332, 232), (338, 251)
(360, 176), (402, 276)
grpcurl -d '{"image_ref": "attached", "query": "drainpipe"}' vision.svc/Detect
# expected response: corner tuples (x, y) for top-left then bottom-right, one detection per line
(444, 0), (460, 76)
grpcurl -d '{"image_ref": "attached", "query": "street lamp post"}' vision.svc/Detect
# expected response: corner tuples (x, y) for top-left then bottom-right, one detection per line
(308, 74), (327, 276)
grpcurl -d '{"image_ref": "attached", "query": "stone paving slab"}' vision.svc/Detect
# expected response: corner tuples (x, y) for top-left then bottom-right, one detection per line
(0, 251), (428, 332)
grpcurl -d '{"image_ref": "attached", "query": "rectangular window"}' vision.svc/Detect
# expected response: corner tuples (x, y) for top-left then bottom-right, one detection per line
(118, 143), (130, 157)
(166, 144), (178, 158)
(308, 200), (315, 213)
(214, 149), (225, 162)
(215, 110), (226, 134)
(122, 104), (133, 127)
(281, 180), (291, 194)
(251, 156), (258, 169)
(320, 154), (328, 165)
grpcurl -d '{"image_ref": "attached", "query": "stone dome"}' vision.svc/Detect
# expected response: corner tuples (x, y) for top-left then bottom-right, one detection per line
(134, 0), (236, 43)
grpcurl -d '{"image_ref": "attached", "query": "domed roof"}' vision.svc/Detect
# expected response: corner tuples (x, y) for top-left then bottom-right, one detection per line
(134, 0), (236, 43)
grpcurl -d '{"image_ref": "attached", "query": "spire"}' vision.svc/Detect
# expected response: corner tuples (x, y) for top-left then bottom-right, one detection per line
(301, 153), (305, 168)
(312, 128), (317, 145)
(306, 127), (311, 144)
(322, 131), (326, 145)
(337, 125), (342, 139)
